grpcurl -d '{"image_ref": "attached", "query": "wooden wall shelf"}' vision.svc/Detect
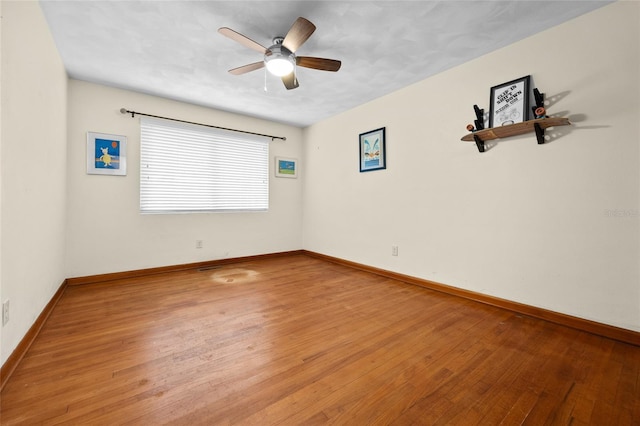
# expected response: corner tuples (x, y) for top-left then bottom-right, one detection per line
(461, 117), (571, 152)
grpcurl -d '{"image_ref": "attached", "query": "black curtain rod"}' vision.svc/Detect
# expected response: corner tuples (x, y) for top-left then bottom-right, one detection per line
(119, 108), (286, 141)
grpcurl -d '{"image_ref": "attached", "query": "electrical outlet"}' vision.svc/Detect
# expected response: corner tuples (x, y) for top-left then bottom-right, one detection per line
(392, 245), (399, 256)
(2, 300), (9, 326)
(196, 240), (203, 249)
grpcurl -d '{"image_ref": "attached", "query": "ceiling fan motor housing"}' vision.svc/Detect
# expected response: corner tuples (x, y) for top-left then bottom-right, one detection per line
(264, 38), (295, 76)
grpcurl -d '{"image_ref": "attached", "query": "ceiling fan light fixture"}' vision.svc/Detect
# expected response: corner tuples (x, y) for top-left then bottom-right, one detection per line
(265, 56), (295, 76)
(264, 41), (295, 76)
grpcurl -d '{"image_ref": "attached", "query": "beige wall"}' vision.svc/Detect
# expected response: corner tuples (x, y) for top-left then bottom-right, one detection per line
(302, 1), (640, 331)
(1, 1), (68, 364)
(65, 81), (303, 278)
(1, 0), (3, 367)
(0, 1), (3, 365)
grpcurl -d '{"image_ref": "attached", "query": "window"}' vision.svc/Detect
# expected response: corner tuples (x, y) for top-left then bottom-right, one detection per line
(140, 117), (269, 213)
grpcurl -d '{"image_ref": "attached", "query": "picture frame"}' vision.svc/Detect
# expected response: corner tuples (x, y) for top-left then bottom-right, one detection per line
(275, 156), (298, 178)
(359, 127), (386, 172)
(489, 75), (530, 128)
(86, 131), (127, 175)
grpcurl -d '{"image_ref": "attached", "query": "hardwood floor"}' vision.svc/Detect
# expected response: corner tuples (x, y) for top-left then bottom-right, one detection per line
(1, 253), (638, 424)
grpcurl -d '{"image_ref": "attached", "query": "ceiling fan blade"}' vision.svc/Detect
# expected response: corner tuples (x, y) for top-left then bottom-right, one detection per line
(229, 61), (265, 75)
(281, 72), (299, 90)
(296, 56), (342, 72)
(282, 17), (316, 53)
(218, 27), (267, 54)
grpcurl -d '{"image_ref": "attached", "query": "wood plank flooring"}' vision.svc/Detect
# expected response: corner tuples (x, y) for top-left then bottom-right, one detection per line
(1, 254), (638, 424)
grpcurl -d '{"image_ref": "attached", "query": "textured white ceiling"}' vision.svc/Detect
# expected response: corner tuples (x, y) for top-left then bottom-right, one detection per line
(39, 1), (611, 127)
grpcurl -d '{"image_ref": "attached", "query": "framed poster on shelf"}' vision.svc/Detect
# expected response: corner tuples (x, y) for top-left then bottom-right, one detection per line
(489, 75), (530, 128)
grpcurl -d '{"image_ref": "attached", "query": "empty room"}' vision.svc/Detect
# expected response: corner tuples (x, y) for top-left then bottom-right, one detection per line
(1, 0), (639, 424)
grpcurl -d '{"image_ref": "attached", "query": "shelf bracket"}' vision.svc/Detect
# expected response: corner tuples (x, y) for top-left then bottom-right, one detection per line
(532, 88), (545, 118)
(473, 104), (484, 131)
(534, 123), (545, 144)
(533, 88), (544, 108)
(473, 134), (485, 153)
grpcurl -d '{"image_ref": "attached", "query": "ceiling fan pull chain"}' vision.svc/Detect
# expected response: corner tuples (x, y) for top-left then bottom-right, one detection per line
(264, 67), (268, 92)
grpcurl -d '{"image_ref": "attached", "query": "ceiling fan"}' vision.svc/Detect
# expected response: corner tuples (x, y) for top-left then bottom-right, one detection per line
(218, 17), (341, 90)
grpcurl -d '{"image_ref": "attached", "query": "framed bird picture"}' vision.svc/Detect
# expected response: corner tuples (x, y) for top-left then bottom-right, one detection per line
(275, 156), (298, 178)
(359, 127), (386, 172)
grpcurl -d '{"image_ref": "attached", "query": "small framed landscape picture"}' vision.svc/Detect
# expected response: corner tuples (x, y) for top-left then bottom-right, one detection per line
(489, 75), (530, 128)
(86, 131), (127, 176)
(359, 127), (386, 172)
(275, 157), (298, 178)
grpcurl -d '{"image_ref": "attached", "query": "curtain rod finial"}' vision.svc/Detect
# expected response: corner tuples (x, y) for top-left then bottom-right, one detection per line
(120, 108), (135, 117)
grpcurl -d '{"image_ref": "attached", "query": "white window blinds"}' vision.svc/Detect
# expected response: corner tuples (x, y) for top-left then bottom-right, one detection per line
(140, 117), (269, 213)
